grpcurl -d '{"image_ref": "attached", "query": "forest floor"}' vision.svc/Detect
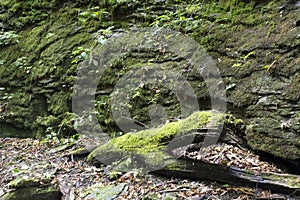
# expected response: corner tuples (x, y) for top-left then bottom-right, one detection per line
(0, 137), (298, 200)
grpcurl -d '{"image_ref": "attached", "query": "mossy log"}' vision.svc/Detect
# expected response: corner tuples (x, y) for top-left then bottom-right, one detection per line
(87, 111), (300, 194)
(87, 111), (235, 169)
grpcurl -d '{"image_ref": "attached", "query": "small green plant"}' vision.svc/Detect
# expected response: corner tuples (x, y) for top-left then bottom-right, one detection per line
(0, 30), (19, 46)
(57, 112), (76, 136)
(12, 57), (32, 74)
(232, 63), (242, 67)
(10, 168), (25, 176)
(41, 128), (79, 146)
(92, 26), (114, 44)
(243, 51), (255, 60)
(262, 56), (278, 73)
(71, 47), (90, 64)
(148, 3), (207, 33)
(78, 6), (110, 24)
(41, 127), (60, 144)
(108, 170), (123, 180)
(149, 0), (256, 32)
(46, 32), (55, 39)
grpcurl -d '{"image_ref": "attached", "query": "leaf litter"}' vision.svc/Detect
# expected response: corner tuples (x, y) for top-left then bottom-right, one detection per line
(0, 138), (298, 199)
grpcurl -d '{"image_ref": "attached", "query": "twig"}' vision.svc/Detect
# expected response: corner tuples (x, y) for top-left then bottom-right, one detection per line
(157, 188), (190, 193)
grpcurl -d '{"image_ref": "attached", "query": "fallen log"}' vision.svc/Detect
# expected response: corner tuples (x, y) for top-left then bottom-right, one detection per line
(154, 157), (300, 195)
(85, 111), (300, 195)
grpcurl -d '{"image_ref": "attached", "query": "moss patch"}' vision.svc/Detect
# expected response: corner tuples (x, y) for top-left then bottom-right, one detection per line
(87, 111), (225, 169)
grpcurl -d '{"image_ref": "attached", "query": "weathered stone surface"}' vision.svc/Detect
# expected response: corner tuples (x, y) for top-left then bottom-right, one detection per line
(0, 0), (299, 165)
(2, 187), (62, 200)
(2, 173), (62, 200)
(84, 182), (128, 200)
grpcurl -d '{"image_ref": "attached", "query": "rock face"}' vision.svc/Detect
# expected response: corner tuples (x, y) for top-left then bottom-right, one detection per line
(221, 4), (300, 163)
(2, 176), (61, 200)
(0, 0), (299, 166)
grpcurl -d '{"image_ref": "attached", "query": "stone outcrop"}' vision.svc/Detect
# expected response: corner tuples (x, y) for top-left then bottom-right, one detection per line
(0, 0), (299, 167)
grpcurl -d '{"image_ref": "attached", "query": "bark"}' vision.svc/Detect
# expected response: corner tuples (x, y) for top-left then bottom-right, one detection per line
(154, 157), (300, 195)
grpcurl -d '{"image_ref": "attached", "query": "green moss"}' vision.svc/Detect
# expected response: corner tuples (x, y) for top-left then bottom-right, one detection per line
(84, 182), (127, 200)
(47, 92), (70, 115)
(69, 147), (86, 155)
(8, 177), (40, 189)
(0, 1), (101, 137)
(112, 121), (180, 153)
(246, 127), (300, 160)
(2, 186), (61, 200)
(0, 123), (31, 138)
(0, 0), (62, 29)
(165, 161), (186, 171)
(262, 172), (300, 188)
(97, 111), (213, 153)
(0, 0), (298, 167)
(88, 111), (224, 167)
(178, 111), (212, 133)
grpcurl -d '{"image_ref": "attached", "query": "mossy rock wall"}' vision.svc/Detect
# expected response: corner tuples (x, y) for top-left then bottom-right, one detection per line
(0, 0), (122, 137)
(0, 0), (299, 163)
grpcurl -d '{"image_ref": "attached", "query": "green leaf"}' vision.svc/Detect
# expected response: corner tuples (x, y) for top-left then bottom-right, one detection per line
(232, 63), (241, 67)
